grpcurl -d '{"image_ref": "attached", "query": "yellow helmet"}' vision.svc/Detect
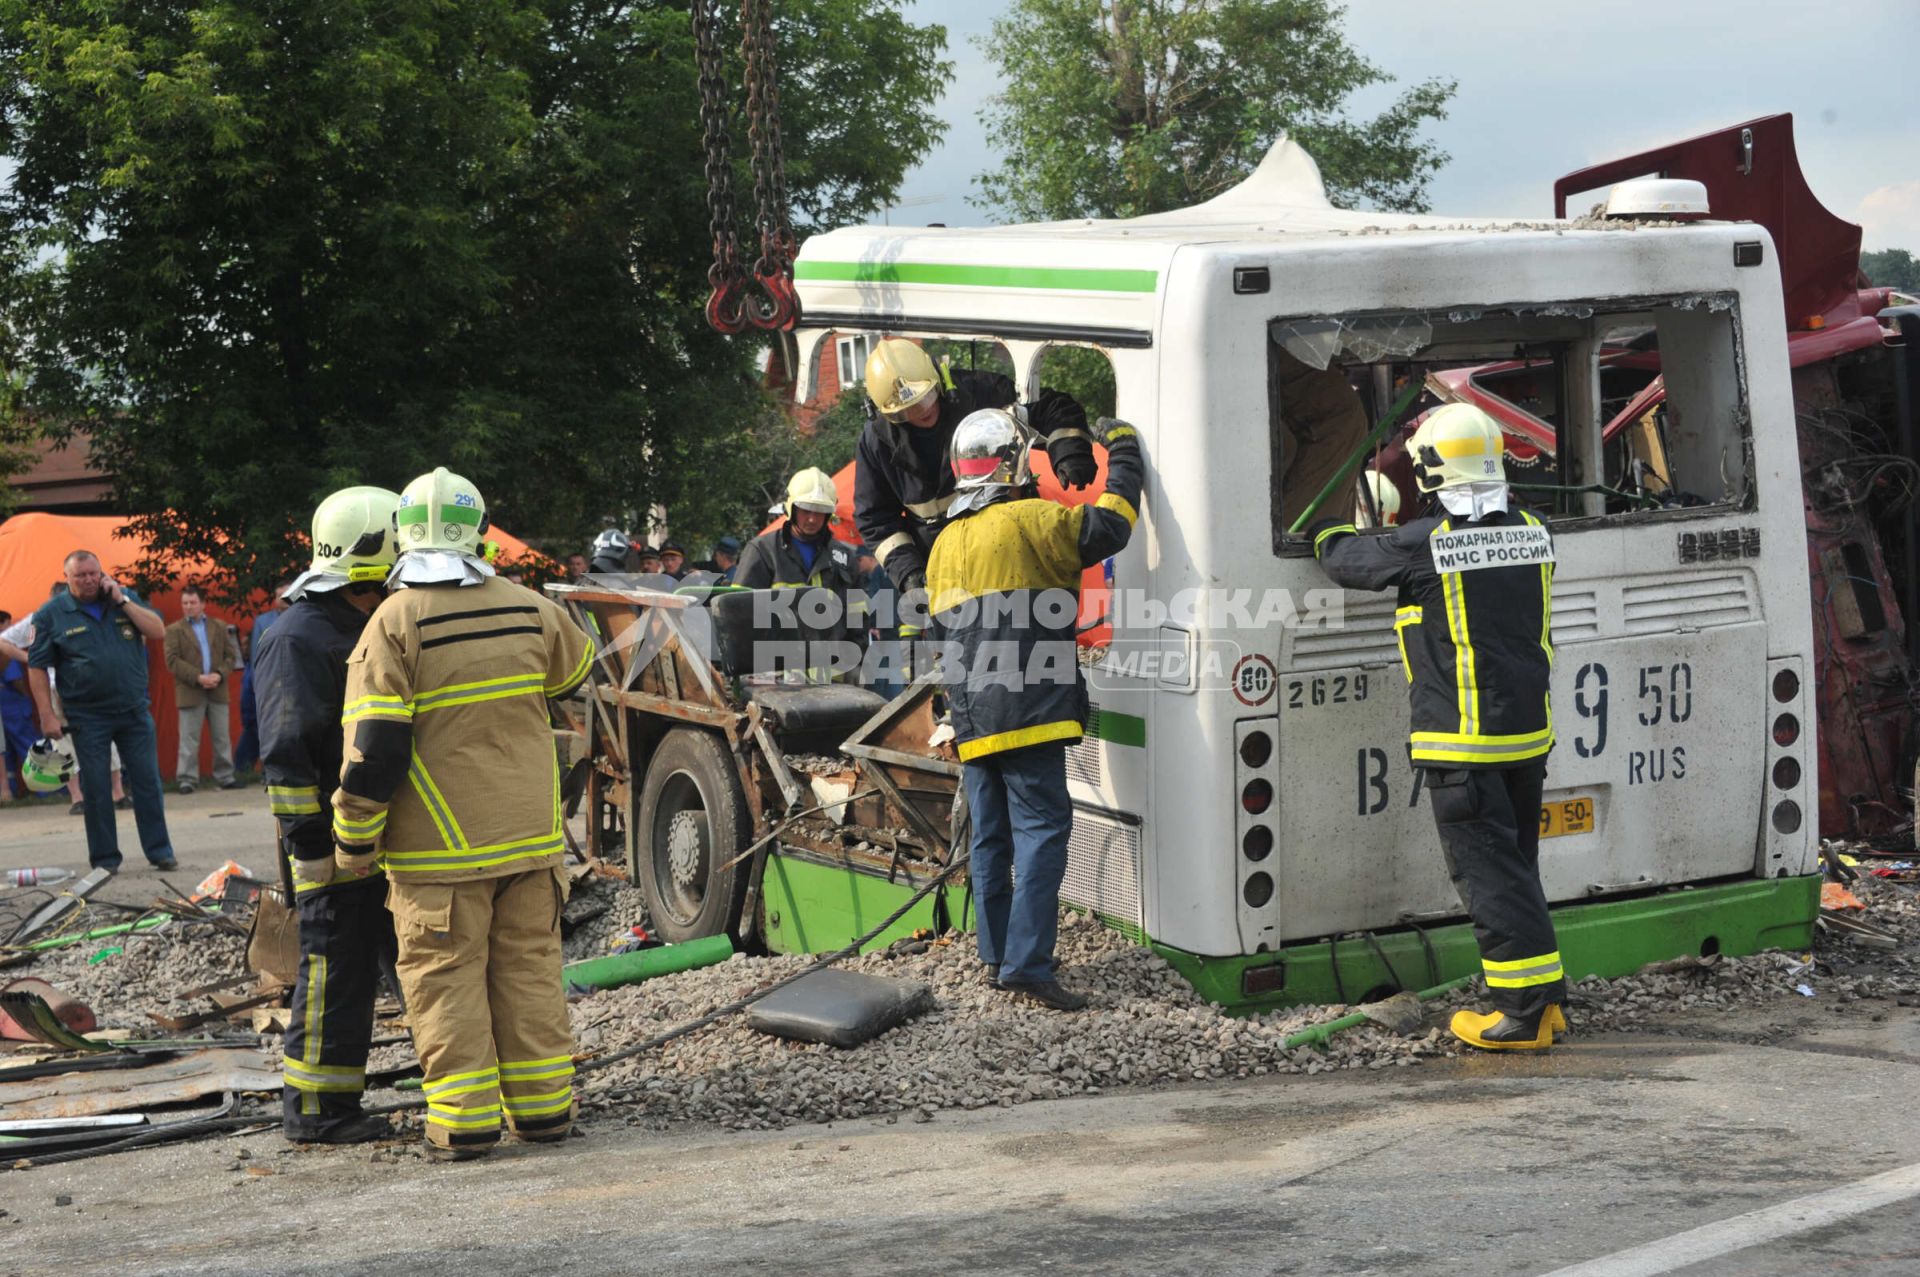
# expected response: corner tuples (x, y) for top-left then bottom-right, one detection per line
(863, 338), (940, 420)
(396, 467), (489, 556)
(1407, 403), (1505, 494)
(784, 467), (839, 521)
(1356, 471), (1402, 528)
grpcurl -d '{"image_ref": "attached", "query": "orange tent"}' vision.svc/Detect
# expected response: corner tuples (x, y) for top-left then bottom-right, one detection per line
(758, 449), (1115, 642)
(0, 512), (546, 781)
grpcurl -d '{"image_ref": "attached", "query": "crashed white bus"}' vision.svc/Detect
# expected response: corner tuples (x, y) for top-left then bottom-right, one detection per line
(757, 134), (1821, 1009)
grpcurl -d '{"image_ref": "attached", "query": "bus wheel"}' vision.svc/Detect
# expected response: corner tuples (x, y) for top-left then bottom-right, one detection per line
(635, 727), (751, 943)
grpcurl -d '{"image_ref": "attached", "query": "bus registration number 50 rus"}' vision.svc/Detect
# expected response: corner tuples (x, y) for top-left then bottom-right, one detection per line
(1540, 796), (1596, 839)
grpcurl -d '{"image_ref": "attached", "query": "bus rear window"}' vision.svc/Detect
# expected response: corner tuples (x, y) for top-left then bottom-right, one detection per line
(1269, 296), (1750, 548)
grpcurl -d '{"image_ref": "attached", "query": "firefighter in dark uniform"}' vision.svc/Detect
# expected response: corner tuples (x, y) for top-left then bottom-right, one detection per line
(928, 411), (1143, 1011)
(1312, 404), (1566, 1050)
(854, 338), (1097, 602)
(735, 468), (868, 680)
(255, 486), (403, 1142)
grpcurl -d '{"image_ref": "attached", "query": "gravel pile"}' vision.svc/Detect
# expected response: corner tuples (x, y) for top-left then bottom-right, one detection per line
(570, 910), (1450, 1132)
(562, 874), (651, 962)
(23, 921), (250, 1032)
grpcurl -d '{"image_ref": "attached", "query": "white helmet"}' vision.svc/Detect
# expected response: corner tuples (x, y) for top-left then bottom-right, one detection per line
(1407, 403), (1505, 494)
(1356, 471), (1402, 528)
(282, 486), (400, 599)
(396, 467), (489, 557)
(22, 737), (75, 794)
(784, 468), (839, 521)
(948, 408), (1035, 516)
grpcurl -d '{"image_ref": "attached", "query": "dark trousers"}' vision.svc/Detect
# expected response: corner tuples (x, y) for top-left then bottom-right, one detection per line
(1424, 763), (1565, 1016)
(964, 740), (1072, 986)
(66, 708), (172, 871)
(281, 872), (399, 1138)
(234, 665), (259, 771)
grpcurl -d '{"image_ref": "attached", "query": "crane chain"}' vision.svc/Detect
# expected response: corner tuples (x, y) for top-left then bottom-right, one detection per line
(740, 0), (799, 331)
(693, 0), (746, 333)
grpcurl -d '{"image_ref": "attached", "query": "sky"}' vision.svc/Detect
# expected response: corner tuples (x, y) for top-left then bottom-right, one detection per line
(893, 0), (1920, 250)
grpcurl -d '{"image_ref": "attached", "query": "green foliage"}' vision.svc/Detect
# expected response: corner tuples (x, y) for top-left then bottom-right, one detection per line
(1861, 248), (1920, 292)
(0, 348), (43, 519)
(660, 382), (870, 550)
(974, 0), (1453, 221)
(1035, 345), (1116, 420)
(0, 0), (949, 601)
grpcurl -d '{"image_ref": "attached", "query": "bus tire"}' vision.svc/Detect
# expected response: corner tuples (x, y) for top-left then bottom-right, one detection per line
(634, 727), (752, 944)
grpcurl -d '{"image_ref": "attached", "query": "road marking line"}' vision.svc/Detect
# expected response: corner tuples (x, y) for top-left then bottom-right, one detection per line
(1541, 1160), (1920, 1277)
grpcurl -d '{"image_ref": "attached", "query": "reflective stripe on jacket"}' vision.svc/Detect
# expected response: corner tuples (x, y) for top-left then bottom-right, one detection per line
(927, 430), (1143, 762)
(332, 574), (593, 881)
(1315, 508), (1554, 768)
(255, 591), (374, 890)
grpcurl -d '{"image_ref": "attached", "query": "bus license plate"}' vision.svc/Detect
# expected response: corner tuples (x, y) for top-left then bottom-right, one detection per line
(1540, 797), (1596, 839)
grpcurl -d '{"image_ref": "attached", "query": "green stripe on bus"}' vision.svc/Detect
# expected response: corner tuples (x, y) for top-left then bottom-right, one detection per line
(1089, 708), (1146, 748)
(794, 260), (1159, 294)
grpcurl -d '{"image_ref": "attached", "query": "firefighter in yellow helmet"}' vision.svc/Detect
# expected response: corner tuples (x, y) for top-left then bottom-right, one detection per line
(332, 467), (593, 1159)
(854, 338), (1094, 603)
(256, 485), (402, 1144)
(1311, 404), (1566, 1050)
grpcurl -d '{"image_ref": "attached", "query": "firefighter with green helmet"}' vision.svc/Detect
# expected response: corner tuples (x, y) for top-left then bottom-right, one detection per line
(254, 485), (403, 1143)
(1312, 404), (1567, 1051)
(333, 467), (593, 1160)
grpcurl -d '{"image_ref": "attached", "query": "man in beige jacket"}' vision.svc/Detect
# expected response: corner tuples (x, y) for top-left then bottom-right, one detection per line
(164, 584), (239, 792)
(332, 467), (592, 1161)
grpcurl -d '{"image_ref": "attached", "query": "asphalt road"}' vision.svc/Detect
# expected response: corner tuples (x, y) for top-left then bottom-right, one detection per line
(3, 786), (1918, 1276)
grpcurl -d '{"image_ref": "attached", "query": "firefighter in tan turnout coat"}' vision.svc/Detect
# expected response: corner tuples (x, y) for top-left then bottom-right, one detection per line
(332, 467), (593, 1160)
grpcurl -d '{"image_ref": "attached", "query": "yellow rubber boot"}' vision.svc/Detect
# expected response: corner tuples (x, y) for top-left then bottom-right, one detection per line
(1450, 1003), (1566, 1051)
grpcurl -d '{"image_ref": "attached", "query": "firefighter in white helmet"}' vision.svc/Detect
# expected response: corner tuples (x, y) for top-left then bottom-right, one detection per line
(928, 410), (1144, 1011)
(1311, 404), (1565, 1050)
(255, 485), (403, 1144)
(733, 467), (867, 676)
(332, 467), (593, 1160)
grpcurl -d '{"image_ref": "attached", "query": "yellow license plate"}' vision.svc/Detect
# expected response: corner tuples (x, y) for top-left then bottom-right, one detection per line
(1539, 796), (1596, 839)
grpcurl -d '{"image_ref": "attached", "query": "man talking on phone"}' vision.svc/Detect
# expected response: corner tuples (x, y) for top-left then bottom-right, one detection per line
(27, 550), (178, 872)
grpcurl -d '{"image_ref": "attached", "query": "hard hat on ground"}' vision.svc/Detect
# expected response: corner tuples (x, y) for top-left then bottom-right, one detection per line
(22, 737), (74, 794)
(1407, 403), (1505, 494)
(396, 467), (489, 557)
(785, 468), (839, 521)
(864, 338), (941, 421)
(1356, 471), (1402, 528)
(948, 408), (1036, 516)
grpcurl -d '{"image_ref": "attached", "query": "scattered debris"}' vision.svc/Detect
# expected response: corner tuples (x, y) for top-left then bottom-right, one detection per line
(0, 1049), (275, 1119)
(0, 979), (96, 1041)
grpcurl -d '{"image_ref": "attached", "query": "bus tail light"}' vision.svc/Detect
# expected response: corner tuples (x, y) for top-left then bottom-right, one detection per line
(1234, 717), (1282, 948)
(1771, 713), (1799, 747)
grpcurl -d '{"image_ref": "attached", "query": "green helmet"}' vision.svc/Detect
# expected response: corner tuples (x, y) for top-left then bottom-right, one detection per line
(396, 467), (489, 558)
(22, 738), (74, 795)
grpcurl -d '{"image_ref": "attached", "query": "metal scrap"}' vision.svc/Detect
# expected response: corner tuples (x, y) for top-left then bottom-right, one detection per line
(0, 1049), (278, 1120)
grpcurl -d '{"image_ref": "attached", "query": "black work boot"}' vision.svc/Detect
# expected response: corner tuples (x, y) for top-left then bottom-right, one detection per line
(425, 1139), (495, 1163)
(1000, 979), (1089, 1012)
(288, 1112), (392, 1146)
(983, 962), (1000, 988)
(1449, 1003), (1567, 1051)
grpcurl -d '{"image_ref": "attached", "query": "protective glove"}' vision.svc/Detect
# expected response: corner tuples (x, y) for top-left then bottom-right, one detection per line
(1093, 417), (1141, 449)
(1032, 390), (1096, 489)
(334, 846), (380, 879)
(290, 854), (336, 888)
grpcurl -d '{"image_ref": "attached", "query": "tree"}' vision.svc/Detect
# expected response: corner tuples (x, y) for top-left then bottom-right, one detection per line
(0, 0), (949, 601)
(1861, 248), (1920, 292)
(974, 0), (1453, 222)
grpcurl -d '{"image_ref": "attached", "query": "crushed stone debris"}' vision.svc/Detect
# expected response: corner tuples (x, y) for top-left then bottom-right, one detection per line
(8, 848), (1918, 1138)
(562, 873), (652, 962)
